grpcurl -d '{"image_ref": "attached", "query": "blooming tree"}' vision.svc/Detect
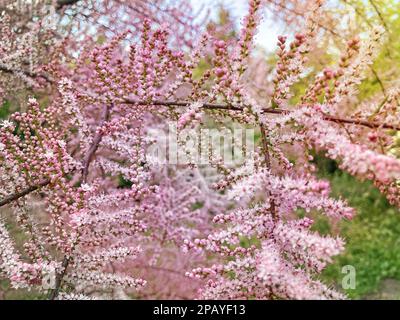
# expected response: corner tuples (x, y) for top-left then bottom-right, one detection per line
(0, 0), (400, 300)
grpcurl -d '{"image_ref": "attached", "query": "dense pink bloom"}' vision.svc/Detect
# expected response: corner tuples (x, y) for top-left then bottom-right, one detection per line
(0, 0), (399, 300)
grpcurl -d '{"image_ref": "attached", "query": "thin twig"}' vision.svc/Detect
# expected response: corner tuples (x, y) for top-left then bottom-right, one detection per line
(122, 99), (400, 131)
(369, 0), (389, 32)
(48, 256), (69, 300)
(1, 100), (398, 209)
(48, 104), (113, 300)
(82, 104), (113, 183)
(0, 65), (53, 84)
(0, 179), (50, 208)
(259, 124), (277, 221)
(370, 66), (386, 97)
(131, 264), (196, 279)
(56, 0), (81, 10)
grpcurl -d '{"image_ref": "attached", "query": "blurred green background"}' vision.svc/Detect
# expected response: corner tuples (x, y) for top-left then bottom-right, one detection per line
(313, 155), (400, 299)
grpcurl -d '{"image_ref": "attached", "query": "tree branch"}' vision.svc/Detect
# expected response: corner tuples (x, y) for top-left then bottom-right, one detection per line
(48, 255), (69, 300)
(265, 0), (342, 38)
(368, 0), (389, 32)
(122, 99), (400, 131)
(56, 0), (81, 10)
(370, 66), (386, 96)
(81, 104), (113, 183)
(1, 99), (397, 210)
(0, 179), (50, 208)
(0, 104), (112, 210)
(0, 65), (53, 84)
(49, 104), (113, 300)
(260, 124), (277, 221)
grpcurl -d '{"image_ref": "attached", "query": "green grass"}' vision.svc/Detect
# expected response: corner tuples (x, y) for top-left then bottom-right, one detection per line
(314, 157), (400, 299)
(0, 100), (10, 119)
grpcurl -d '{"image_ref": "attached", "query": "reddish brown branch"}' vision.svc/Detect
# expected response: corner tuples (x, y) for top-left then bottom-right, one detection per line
(260, 124), (277, 221)
(56, 0), (81, 10)
(81, 104), (113, 183)
(123, 99), (400, 131)
(368, 0), (389, 32)
(0, 179), (50, 208)
(131, 264), (195, 279)
(1, 101), (397, 210)
(123, 98), (244, 111)
(321, 113), (397, 130)
(0, 65), (53, 84)
(49, 104), (113, 300)
(48, 256), (70, 300)
(0, 105), (112, 209)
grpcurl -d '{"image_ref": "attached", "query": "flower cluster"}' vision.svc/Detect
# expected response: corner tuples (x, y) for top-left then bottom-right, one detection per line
(1, 0), (400, 301)
(184, 167), (351, 299)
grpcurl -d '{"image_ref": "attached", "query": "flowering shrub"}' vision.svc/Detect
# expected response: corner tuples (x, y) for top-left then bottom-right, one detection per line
(1, 0), (400, 300)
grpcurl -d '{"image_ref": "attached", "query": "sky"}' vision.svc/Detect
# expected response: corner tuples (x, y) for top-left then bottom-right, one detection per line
(190, 0), (283, 53)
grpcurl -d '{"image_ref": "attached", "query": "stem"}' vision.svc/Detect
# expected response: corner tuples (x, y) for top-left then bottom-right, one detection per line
(2, 100), (396, 208)
(260, 124), (277, 221)
(0, 65), (53, 84)
(48, 104), (113, 300)
(0, 179), (50, 208)
(122, 99), (400, 131)
(56, 0), (81, 10)
(81, 104), (113, 183)
(48, 256), (69, 300)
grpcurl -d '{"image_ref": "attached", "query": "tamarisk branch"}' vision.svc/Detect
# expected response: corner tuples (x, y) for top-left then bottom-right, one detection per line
(1, 100), (398, 210)
(0, 179), (50, 208)
(122, 99), (400, 131)
(48, 104), (113, 300)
